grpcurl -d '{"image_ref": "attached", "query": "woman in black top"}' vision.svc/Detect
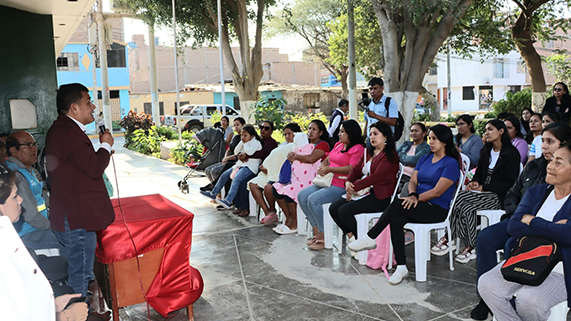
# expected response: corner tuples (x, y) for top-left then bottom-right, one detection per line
(543, 82), (571, 123)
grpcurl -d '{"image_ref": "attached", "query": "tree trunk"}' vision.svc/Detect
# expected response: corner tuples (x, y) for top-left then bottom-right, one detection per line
(339, 67), (349, 98)
(511, 0), (549, 112)
(419, 86), (440, 121)
(239, 100), (257, 124)
(386, 91), (419, 144)
(371, 0), (473, 132)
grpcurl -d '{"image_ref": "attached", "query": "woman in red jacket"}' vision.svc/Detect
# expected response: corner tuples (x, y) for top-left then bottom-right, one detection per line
(329, 122), (399, 244)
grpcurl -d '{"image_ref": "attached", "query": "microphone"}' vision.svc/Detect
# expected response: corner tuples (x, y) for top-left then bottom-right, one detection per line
(96, 118), (106, 134)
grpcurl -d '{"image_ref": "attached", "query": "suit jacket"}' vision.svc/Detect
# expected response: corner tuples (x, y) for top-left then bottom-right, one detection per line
(45, 114), (114, 232)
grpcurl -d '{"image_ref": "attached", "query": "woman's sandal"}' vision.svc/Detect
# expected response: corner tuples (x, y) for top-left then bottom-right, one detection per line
(260, 213), (278, 225)
(306, 237), (317, 246)
(309, 239), (325, 250)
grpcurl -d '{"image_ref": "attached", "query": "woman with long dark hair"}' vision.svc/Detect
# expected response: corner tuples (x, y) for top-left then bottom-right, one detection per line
(272, 119), (331, 234)
(298, 120), (365, 250)
(520, 107), (533, 140)
(433, 120), (520, 263)
(329, 122), (399, 246)
(349, 125), (460, 285)
(528, 111), (560, 163)
(455, 114), (483, 168)
(503, 115), (528, 164)
(543, 82), (571, 123)
(396, 122), (430, 191)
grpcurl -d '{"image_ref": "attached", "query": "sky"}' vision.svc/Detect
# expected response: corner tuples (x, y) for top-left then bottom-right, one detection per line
(119, 0), (308, 61)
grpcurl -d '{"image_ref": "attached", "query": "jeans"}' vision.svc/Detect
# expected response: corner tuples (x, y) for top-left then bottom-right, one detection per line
(211, 166), (255, 203)
(298, 185), (345, 232)
(53, 218), (97, 296)
(234, 172), (257, 211)
(21, 229), (63, 251)
(476, 219), (516, 279)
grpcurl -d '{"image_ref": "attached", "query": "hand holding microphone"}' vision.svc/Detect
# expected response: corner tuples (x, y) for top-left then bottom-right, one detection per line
(96, 118), (114, 147)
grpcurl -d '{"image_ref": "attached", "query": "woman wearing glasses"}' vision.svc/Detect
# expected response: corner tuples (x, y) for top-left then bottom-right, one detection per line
(543, 82), (571, 123)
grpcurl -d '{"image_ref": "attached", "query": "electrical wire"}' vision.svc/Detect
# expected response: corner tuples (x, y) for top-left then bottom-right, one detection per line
(110, 154), (152, 321)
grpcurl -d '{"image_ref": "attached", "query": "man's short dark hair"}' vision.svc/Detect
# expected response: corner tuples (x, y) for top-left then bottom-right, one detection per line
(368, 77), (384, 88)
(262, 120), (274, 131)
(339, 99), (349, 108)
(5, 135), (20, 156)
(56, 83), (89, 115)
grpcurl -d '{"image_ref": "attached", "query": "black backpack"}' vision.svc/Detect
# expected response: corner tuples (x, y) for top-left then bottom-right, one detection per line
(384, 97), (404, 141)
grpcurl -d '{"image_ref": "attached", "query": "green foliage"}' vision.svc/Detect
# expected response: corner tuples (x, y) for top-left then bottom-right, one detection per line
(119, 110), (154, 136)
(285, 112), (329, 132)
(254, 97), (291, 130)
(112, 120), (121, 131)
(327, 1), (383, 79)
(484, 112), (497, 119)
(169, 140), (204, 165)
(474, 120), (488, 138)
(545, 52), (571, 85)
(210, 110), (222, 124)
(492, 88), (532, 118)
(440, 115), (457, 123)
(124, 126), (166, 158)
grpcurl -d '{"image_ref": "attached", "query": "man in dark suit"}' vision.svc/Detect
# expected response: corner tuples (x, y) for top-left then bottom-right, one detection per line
(45, 83), (115, 296)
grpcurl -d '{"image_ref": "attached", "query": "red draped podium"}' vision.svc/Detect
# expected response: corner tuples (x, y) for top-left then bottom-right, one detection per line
(96, 194), (203, 317)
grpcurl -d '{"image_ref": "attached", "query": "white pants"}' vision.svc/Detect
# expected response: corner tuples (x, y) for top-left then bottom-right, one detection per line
(479, 261), (567, 321)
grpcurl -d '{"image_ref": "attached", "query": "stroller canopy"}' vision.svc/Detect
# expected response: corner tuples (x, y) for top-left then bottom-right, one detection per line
(193, 127), (227, 170)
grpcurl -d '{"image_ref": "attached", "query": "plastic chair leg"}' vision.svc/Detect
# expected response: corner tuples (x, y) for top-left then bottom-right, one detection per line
(323, 204), (333, 249)
(297, 204), (306, 235)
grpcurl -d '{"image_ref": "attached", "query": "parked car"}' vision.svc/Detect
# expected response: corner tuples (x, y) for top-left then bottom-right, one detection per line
(164, 104), (241, 132)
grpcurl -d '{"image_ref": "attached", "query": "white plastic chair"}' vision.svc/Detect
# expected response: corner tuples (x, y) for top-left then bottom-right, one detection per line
(322, 203), (344, 249)
(403, 168), (465, 282)
(354, 163), (405, 265)
(477, 162), (523, 230)
(248, 190), (259, 218)
(492, 299), (569, 321)
(297, 204), (308, 235)
(460, 153), (470, 190)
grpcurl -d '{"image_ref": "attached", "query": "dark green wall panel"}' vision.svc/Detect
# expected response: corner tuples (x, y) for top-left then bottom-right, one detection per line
(0, 5), (58, 145)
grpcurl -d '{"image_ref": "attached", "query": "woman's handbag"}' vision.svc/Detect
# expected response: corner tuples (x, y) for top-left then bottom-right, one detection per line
(501, 235), (562, 286)
(500, 185), (562, 286)
(312, 172), (334, 188)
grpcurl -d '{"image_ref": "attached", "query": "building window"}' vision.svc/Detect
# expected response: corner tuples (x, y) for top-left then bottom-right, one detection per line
(429, 65), (438, 75)
(96, 43), (126, 68)
(303, 93), (320, 108)
(517, 60), (527, 74)
(144, 102), (164, 115)
(97, 90), (120, 99)
(479, 86), (493, 110)
(494, 58), (509, 78)
(463, 86), (475, 100)
(56, 53), (79, 71)
(509, 85), (521, 94)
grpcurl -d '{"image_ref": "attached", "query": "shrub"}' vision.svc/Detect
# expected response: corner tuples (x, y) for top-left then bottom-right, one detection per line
(285, 112), (329, 132)
(492, 88), (532, 117)
(119, 110), (154, 135)
(169, 140), (204, 165)
(125, 126), (165, 157)
(254, 97), (292, 130)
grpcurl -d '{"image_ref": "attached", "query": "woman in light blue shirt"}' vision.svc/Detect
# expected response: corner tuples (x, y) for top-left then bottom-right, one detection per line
(455, 114), (483, 168)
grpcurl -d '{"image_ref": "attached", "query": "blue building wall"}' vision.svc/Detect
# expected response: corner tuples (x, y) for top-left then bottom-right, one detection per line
(56, 43), (130, 133)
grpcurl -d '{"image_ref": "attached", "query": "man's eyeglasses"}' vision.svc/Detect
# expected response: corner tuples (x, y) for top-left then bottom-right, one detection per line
(17, 142), (38, 148)
(259, 125), (271, 131)
(554, 88), (564, 92)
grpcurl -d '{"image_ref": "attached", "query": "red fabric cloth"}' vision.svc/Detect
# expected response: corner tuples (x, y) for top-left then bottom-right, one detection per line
(96, 194), (203, 317)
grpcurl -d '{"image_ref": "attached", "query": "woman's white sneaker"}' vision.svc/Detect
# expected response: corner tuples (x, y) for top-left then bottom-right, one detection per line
(347, 234), (377, 252)
(389, 265), (409, 285)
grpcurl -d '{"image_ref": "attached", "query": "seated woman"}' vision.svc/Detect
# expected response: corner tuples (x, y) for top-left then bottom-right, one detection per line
(432, 120), (520, 263)
(329, 122), (399, 245)
(272, 120), (331, 235)
(543, 82), (571, 123)
(455, 114), (483, 169)
(396, 122), (430, 192)
(528, 111), (559, 163)
(504, 115), (529, 165)
(220, 116), (234, 145)
(349, 125), (460, 285)
(298, 120), (365, 250)
(248, 123), (302, 225)
(520, 107), (533, 141)
(200, 125), (263, 213)
(201, 117), (245, 192)
(0, 165), (90, 321)
(470, 122), (571, 320)
(478, 144), (571, 321)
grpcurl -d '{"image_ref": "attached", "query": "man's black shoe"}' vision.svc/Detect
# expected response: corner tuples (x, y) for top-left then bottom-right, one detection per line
(470, 299), (491, 320)
(200, 184), (213, 191)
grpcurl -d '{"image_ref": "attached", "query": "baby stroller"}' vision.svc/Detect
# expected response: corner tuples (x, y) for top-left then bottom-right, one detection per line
(178, 127), (226, 193)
